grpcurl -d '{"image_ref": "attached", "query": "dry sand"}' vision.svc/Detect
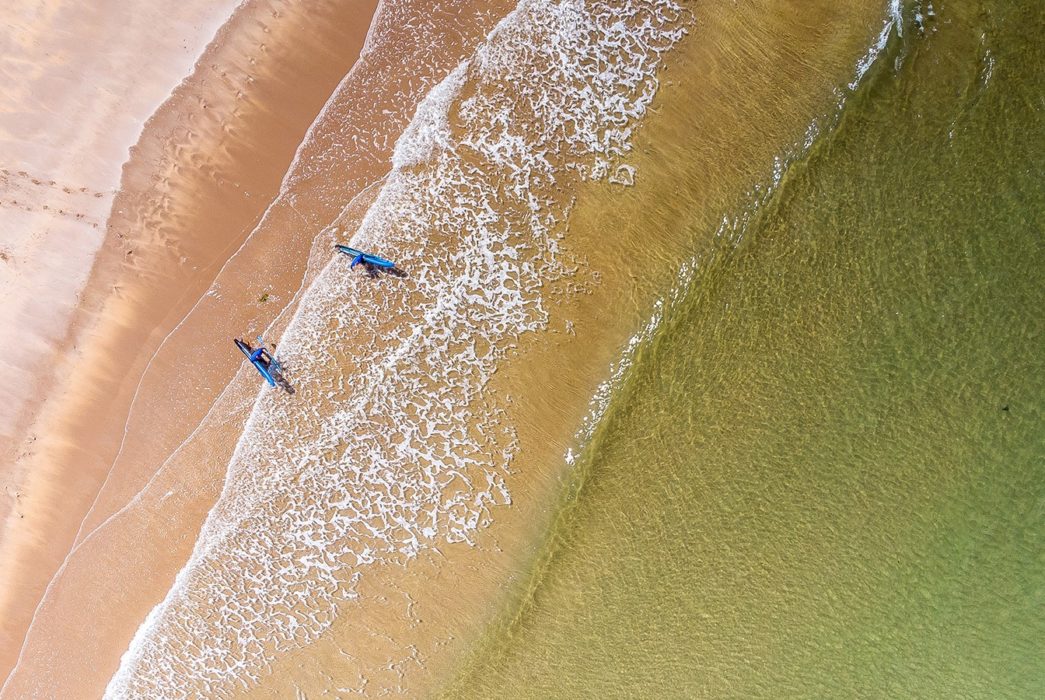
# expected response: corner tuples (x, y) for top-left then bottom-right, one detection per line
(0, 0), (243, 455)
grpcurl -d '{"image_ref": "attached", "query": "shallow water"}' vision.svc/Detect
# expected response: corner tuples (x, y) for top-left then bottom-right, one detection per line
(102, 2), (695, 696)
(443, 1), (1044, 697)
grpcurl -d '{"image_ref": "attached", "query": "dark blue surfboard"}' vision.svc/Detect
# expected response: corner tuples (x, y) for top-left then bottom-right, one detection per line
(234, 339), (277, 387)
(335, 244), (396, 269)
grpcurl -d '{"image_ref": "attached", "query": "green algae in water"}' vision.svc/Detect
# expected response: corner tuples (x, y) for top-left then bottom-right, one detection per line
(443, 2), (1044, 697)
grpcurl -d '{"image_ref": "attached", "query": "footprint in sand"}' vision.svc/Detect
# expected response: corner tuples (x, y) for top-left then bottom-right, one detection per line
(3, 168), (108, 199)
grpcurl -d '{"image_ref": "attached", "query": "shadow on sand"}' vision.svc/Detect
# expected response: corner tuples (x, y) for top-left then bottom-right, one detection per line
(264, 357), (295, 395)
(358, 263), (408, 280)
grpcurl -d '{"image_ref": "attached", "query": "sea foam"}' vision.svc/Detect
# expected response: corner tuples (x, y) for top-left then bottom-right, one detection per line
(105, 1), (687, 696)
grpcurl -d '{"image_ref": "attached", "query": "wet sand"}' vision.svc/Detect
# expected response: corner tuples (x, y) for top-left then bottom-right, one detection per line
(0, 0), (245, 677)
(0, 0), (380, 688)
(2, 0), (517, 696)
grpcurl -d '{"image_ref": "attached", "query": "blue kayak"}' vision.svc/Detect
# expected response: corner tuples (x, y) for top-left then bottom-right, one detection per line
(234, 339), (276, 387)
(336, 244), (396, 269)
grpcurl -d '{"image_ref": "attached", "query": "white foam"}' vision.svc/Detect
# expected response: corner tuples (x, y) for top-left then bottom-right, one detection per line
(391, 63), (470, 170)
(850, 0), (903, 90)
(106, 1), (688, 697)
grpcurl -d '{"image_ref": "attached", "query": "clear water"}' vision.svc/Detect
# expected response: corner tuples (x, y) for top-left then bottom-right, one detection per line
(444, 1), (1044, 697)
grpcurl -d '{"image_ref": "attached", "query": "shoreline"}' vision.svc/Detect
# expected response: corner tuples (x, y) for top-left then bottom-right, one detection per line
(1, 1), (520, 696)
(95, 1), (892, 696)
(0, 0), (246, 676)
(0, 0), (896, 696)
(0, 0), (381, 688)
(306, 1), (896, 695)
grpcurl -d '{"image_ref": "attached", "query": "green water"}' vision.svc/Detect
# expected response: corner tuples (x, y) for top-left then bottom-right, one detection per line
(444, 2), (1043, 697)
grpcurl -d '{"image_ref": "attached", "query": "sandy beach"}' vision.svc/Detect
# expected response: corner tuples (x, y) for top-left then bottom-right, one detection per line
(0, 0), (243, 453)
(1, 0), (900, 697)
(0, 0), (383, 687)
(0, 0), (245, 676)
(2, 0), (518, 695)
